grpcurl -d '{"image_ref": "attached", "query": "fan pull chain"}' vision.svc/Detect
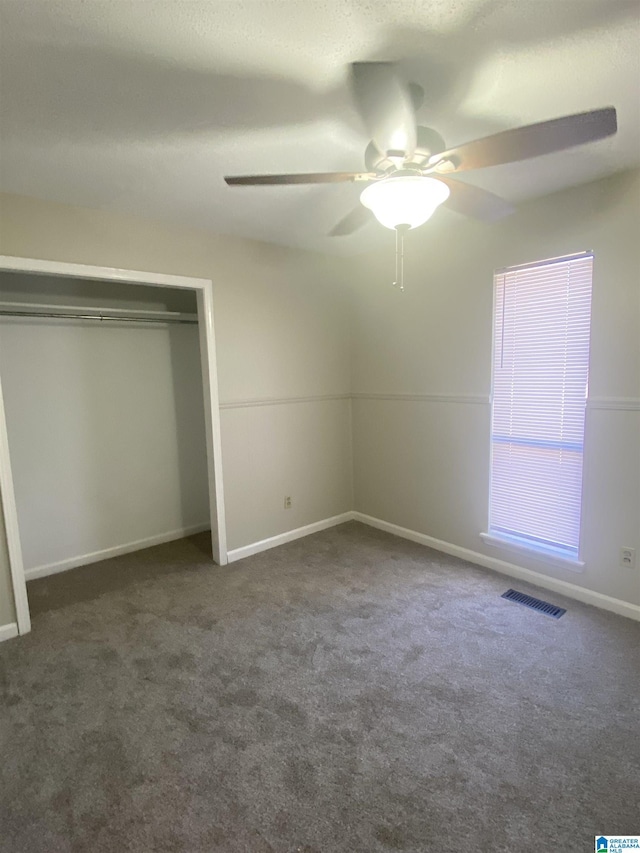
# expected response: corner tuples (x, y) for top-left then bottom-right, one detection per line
(393, 225), (410, 291)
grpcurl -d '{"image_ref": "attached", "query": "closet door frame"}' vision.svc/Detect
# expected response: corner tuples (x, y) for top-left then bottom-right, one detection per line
(0, 255), (227, 637)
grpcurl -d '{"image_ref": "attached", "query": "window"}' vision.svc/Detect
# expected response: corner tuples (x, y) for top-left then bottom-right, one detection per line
(486, 252), (593, 565)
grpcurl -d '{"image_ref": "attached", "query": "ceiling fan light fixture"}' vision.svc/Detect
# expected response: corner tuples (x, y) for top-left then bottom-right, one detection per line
(360, 176), (450, 230)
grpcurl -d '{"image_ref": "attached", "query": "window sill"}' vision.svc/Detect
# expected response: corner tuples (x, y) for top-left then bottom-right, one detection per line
(479, 532), (585, 573)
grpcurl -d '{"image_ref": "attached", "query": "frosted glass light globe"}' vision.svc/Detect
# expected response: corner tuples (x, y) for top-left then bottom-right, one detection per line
(360, 176), (450, 230)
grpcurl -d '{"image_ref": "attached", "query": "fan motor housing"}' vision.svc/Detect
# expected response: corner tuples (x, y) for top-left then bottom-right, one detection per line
(365, 126), (446, 172)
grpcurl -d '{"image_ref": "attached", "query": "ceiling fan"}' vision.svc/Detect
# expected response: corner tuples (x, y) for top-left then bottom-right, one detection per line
(225, 62), (616, 286)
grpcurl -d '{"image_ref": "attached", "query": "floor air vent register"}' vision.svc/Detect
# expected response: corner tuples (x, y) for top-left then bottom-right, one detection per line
(501, 588), (567, 619)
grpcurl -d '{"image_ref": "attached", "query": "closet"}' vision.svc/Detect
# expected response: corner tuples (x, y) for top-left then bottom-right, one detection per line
(0, 269), (217, 587)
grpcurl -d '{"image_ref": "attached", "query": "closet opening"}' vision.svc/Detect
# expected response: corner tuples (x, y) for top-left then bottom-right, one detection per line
(0, 256), (226, 637)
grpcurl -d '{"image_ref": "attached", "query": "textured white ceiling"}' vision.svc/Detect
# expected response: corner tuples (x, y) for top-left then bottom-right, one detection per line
(1, 0), (638, 254)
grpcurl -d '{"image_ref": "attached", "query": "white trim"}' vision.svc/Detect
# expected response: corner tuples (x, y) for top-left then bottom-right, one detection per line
(227, 512), (354, 563)
(24, 524), (211, 581)
(479, 531), (585, 572)
(220, 392), (496, 411)
(347, 396), (355, 509)
(496, 250), (592, 274)
(587, 397), (640, 412)
(351, 392), (489, 405)
(221, 393), (493, 410)
(0, 369), (31, 634)
(196, 286), (227, 565)
(353, 512), (640, 622)
(0, 254), (228, 633)
(0, 255), (210, 290)
(220, 394), (350, 410)
(0, 622), (19, 643)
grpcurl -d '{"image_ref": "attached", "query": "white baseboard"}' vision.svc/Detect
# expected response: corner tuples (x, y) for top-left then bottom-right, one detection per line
(353, 512), (640, 622)
(0, 622), (19, 643)
(24, 523), (211, 581)
(28, 510), (634, 623)
(227, 512), (355, 563)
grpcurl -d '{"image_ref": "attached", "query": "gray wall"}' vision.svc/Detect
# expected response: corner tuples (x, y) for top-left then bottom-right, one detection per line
(350, 169), (640, 606)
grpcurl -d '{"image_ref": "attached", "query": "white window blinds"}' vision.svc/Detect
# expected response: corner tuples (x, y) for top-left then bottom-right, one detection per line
(489, 252), (593, 560)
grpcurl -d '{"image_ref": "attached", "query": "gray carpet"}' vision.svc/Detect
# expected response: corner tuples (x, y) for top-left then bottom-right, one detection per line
(1, 522), (638, 853)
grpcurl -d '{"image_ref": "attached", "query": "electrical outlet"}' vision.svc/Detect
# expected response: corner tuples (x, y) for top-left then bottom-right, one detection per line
(620, 547), (636, 568)
(284, 496), (292, 509)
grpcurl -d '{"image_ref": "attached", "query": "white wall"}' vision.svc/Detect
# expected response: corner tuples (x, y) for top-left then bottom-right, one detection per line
(0, 193), (353, 619)
(350, 169), (640, 607)
(222, 399), (352, 548)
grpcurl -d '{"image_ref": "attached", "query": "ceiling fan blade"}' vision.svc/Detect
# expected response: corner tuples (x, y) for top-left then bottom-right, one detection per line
(438, 177), (515, 221)
(430, 107), (617, 173)
(350, 62), (417, 158)
(329, 205), (374, 236)
(225, 171), (376, 186)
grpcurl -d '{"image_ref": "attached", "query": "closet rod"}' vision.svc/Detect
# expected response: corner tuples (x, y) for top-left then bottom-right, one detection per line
(0, 304), (198, 325)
